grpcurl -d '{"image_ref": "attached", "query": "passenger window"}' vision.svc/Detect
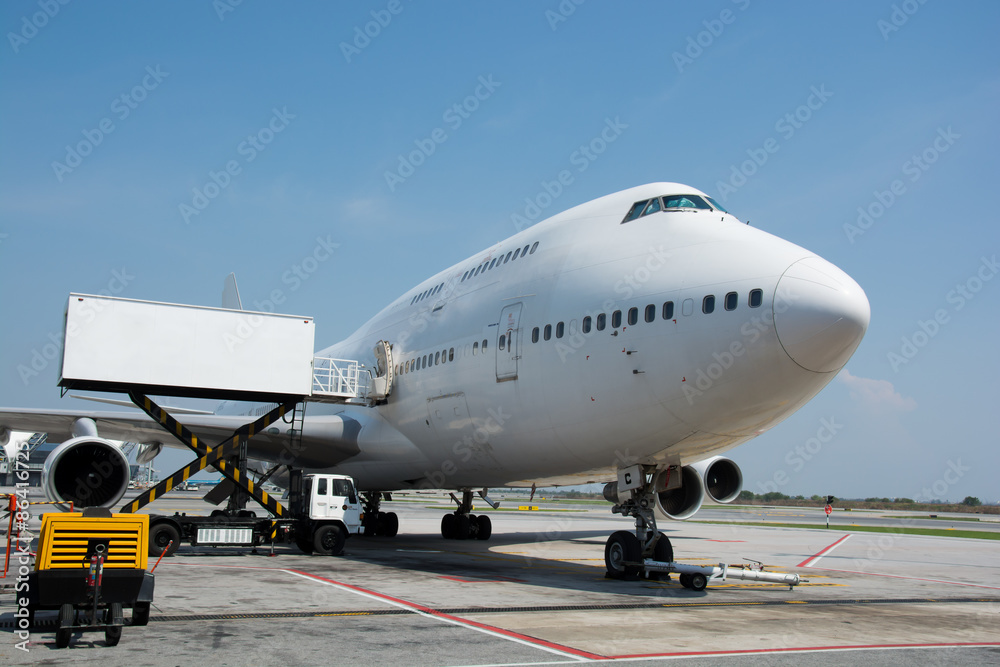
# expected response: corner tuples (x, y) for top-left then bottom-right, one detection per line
(703, 295), (715, 314)
(725, 292), (738, 311)
(482, 339), (488, 351)
(499, 334), (506, 350)
(505, 251), (512, 263)
(442, 348), (447, 363)
(628, 307), (638, 326)
(623, 200), (648, 223)
(473, 342), (479, 355)
(449, 348), (454, 361)
(522, 245), (530, 257)
(489, 258), (497, 270)
(434, 351), (440, 365)
(682, 298), (694, 316)
(530, 242), (539, 254)
(462, 271), (469, 282)
(556, 322), (564, 338)
(645, 304), (655, 322)
(544, 324), (552, 341)
(596, 313), (606, 331)
(474, 266), (482, 277)
(582, 316), (592, 334)
(513, 248), (521, 260)
(612, 310), (622, 328)
(318, 478), (328, 495)
(642, 198), (661, 216)
(423, 354), (429, 367)
(749, 289), (763, 308)
(662, 301), (674, 319)
(532, 327), (539, 343)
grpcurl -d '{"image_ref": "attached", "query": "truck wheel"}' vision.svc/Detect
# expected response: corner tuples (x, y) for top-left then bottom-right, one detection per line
(149, 523), (180, 557)
(381, 512), (399, 537)
(296, 536), (314, 554)
(313, 525), (346, 556)
(105, 603), (124, 646)
(132, 601), (150, 627)
(56, 603), (74, 648)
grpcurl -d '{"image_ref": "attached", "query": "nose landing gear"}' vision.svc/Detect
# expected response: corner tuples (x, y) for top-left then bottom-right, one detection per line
(604, 466), (673, 580)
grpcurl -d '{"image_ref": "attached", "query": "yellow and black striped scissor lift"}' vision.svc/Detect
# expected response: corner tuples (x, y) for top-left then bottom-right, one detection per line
(118, 391), (307, 557)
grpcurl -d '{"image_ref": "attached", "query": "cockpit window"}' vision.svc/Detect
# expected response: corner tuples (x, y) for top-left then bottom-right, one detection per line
(623, 200), (648, 222)
(662, 194), (711, 210)
(705, 196), (728, 213)
(642, 198), (661, 216)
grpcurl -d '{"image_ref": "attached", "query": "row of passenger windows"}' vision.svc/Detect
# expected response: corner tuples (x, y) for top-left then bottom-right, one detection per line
(394, 338), (491, 376)
(408, 241), (541, 306)
(530, 289), (764, 343)
(460, 241), (539, 283)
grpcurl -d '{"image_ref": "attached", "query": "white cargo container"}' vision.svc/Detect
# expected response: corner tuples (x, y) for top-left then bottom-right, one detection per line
(58, 293), (316, 401)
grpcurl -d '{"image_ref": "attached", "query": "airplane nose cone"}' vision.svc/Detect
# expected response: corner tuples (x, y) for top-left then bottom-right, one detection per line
(773, 257), (871, 373)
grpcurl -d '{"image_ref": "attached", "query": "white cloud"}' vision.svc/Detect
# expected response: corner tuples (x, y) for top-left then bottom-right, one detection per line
(838, 369), (917, 411)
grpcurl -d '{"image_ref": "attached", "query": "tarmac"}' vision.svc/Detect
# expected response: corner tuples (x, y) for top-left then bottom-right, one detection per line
(2, 489), (999, 665)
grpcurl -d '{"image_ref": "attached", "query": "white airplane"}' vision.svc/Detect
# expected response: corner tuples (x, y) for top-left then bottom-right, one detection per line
(0, 182), (869, 577)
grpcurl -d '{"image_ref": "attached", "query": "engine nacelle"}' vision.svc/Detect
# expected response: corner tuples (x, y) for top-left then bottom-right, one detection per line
(653, 465), (705, 520)
(692, 456), (743, 504)
(42, 436), (131, 508)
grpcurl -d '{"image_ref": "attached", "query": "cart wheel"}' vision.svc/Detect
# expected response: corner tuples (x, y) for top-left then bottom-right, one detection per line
(56, 603), (74, 648)
(689, 572), (708, 592)
(132, 601), (150, 627)
(679, 573), (692, 589)
(104, 603), (124, 646)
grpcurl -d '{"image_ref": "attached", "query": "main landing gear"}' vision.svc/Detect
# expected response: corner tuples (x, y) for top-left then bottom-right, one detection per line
(440, 489), (492, 541)
(604, 467), (673, 580)
(362, 491), (399, 537)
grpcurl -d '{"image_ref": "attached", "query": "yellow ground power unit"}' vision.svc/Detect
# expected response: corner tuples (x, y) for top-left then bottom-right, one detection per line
(25, 509), (155, 647)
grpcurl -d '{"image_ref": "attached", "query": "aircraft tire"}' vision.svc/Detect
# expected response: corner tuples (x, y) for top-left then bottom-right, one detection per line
(441, 513), (457, 539)
(313, 524), (346, 556)
(381, 512), (399, 537)
(455, 514), (471, 540)
(476, 515), (492, 540)
(604, 531), (641, 580)
(689, 572), (708, 591)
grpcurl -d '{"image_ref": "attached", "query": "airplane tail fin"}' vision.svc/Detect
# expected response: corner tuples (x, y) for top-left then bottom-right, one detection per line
(222, 273), (244, 310)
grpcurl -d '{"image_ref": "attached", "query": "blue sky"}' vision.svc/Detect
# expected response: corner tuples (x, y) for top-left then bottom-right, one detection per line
(2, 1), (998, 501)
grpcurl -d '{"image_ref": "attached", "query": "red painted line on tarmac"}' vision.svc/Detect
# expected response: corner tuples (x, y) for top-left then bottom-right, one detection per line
(285, 568), (605, 660)
(797, 533), (851, 568)
(611, 641), (1000, 660)
(706, 540), (745, 542)
(801, 566), (1000, 591)
(166, 561), (602, 659)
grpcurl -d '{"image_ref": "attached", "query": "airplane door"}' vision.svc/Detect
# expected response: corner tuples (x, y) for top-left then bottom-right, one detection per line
(496, 303), (522, 382)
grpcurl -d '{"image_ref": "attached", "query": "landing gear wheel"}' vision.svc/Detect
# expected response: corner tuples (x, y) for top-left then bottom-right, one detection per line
(56, 603), (74, 648)
(148, 522), (180, 557)
(132, 601), (150, 627)
(475, 514), (492, 540)
(313, 524), (346, 556)
(689, 572), (708, 591)
(604, 530), (641, 580)
(647, 533), (674, 580)
(441, 513), (457, 539)
(455, 514), (471, 540)
(105, 603), (123, 646)
(381, 512), (399, 537)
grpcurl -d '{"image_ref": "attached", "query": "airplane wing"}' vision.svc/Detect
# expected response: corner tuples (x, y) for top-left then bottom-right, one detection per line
(0, 406), (361, 469)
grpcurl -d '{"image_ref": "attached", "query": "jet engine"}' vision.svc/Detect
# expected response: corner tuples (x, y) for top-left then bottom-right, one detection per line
(42, 419), (131, 508)
(692, 456), (743, 504)
(653, 465), (705, 520)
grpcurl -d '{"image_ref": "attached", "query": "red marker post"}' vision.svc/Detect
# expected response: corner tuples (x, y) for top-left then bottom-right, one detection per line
(824, 504), (832, 529)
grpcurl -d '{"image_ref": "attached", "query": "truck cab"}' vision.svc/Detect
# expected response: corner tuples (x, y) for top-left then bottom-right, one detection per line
(301, 474), (362, 527)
